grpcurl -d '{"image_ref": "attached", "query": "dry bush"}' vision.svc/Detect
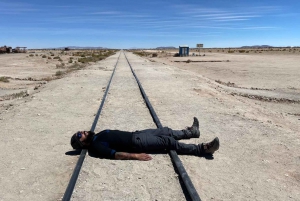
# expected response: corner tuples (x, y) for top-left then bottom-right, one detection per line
(215, 80), (236, 87)
(0, 76), (10, 83)
(55, 71), (64, 76)
(56, 63), (65, 68)
(41, 77), (54, 82)
(152, 53), (158, 57)
(132, 51), (148, 57)
(68, 63), (83, 69)
(12, 91), (27, 98)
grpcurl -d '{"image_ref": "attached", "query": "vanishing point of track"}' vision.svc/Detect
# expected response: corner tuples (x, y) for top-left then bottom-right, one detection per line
(62, 51), (201, 201)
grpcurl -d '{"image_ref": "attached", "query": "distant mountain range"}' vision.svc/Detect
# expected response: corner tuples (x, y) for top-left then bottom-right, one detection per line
(39, 45), (298, 50)
(240, 45), (299, 48)
(35, 46), (108, 50)
(240, 45), (273, 48)
(63, 46), (106, 49)
(156, 46), (176, 49)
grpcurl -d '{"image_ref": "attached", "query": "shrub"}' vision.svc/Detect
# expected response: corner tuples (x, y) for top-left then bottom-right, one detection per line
(228, 51), (234, 53)
(239, 50), (246, 53)
(29, 54), (34, 57)
(56, 63), (65, 68)
(42, 77), (54, 82)
(12, 91), (27, 99)
(0, 76), (9, 83)
(69, 60), (73, 63)
(152, 53), (158, 57)
(48, 57), (52, 59)
(42, 55), (47, 58)
(78, 58), (88, 63)
(69, 63), (83, 69)
(58, 58), (63, 62)
(55, 71), (64, 76)
(132, 51), (148, 57)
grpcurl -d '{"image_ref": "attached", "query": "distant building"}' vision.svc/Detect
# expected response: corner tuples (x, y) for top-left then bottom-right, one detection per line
(179, 45), (189, 56)
(0, 46), (13, 53)
(6, 46), (12, 53)
(13, 47), (27, 53)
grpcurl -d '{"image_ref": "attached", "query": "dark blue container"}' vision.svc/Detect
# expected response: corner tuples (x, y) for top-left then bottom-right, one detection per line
(179, 45), (189, 56)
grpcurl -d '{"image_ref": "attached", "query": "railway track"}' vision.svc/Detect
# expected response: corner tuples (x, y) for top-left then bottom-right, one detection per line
(62, 51), (201, 201)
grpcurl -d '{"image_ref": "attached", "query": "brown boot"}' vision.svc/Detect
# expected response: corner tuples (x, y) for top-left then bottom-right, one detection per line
(201, 137), (220, 154)
(183, 117), (200, 138)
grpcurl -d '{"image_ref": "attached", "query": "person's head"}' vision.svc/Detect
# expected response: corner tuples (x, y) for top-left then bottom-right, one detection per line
(70, 131), (95, 149)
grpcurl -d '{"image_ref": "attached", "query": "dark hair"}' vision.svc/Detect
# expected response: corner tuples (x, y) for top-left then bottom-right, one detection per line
(70, 131), (95, 149)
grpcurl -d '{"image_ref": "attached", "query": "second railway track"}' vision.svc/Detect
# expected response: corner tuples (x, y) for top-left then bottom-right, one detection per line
(64, 51), (201, 201)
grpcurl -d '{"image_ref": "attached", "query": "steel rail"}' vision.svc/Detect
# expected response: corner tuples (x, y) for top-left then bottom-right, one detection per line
(62, 52), (121, 201)
(124, 51), (201, 201)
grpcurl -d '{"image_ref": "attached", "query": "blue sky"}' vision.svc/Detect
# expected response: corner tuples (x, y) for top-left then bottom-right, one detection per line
(1, 0), (299, 48)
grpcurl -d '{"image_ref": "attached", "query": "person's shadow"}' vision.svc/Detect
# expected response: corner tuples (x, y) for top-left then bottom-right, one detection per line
(65, 150), (82, 156)
(202, 153), (214, 160)
(65, 149), (106, 159)
(65, 149), (215, 160)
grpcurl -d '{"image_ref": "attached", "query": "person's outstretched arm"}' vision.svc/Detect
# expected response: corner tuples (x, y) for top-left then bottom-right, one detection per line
(115, 152), (152, 161)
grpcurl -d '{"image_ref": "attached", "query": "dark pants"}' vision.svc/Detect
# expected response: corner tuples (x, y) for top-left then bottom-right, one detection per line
(132, 127), (201, 156)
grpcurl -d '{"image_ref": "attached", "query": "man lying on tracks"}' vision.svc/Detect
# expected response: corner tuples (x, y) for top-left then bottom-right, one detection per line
(70, 117), (219, 161)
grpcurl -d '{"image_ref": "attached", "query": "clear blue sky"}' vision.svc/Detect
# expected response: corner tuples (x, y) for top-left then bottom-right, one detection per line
(1, 0), (299, 49)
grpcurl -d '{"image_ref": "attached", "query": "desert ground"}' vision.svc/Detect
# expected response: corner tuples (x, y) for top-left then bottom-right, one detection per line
(0, 49), (299, 200)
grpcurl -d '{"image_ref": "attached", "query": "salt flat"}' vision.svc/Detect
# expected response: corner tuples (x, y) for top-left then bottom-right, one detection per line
(0, 50), (299, 200)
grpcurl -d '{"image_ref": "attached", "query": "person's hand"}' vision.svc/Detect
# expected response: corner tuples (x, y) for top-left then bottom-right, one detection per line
(115, 152), (152, 160)
(135, 153), (152, 161)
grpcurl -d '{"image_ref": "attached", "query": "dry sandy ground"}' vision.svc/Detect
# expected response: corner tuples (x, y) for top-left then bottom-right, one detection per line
(0, 51), (299, 200)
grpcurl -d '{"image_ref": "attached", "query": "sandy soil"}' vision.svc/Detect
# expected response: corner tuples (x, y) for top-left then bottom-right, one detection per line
(0, 51), (299, 200)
